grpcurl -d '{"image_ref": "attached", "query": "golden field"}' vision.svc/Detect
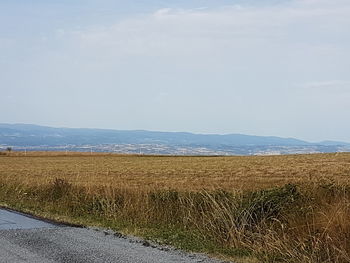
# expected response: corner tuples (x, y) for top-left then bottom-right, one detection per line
(1, 152), (350, 263)
(1, 152), (350, 190)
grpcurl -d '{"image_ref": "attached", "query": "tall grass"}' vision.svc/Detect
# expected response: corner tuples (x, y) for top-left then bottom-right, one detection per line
(0, 177), (349, 262)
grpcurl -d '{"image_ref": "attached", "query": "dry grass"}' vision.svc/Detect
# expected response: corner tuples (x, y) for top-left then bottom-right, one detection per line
(0, 152), (350, 263)
(1, 152), (350, 190)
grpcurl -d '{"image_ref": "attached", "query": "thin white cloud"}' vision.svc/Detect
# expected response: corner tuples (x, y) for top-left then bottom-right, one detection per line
(61, 0), (349, 62)
(302, 81), (350, 92)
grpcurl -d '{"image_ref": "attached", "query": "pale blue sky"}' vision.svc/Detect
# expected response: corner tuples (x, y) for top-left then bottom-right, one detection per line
(1, 0), (350, 142)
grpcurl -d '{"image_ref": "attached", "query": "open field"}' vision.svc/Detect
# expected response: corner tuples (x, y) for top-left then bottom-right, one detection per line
(1, 152), (350, 262)
(1, 152), (350, 190)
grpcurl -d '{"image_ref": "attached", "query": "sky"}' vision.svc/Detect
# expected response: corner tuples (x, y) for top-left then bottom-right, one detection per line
(1, 0), (350, 142)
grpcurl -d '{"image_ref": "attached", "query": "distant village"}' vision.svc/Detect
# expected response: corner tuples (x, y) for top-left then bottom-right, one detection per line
(1, 143), (349, 156)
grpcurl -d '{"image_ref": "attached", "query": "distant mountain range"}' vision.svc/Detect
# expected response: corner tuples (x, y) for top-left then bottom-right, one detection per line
(0, 123), (349, 155)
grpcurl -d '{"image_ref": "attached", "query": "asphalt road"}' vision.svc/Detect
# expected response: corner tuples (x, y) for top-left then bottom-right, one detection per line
(0, 208), (227, 263)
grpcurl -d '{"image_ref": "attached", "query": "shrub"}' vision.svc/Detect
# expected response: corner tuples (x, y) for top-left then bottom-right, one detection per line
(239, 183), (299, 226)
(47, 178), (72, 200)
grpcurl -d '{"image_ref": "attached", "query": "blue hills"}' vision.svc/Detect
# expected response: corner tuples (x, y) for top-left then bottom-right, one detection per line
(1, 123), (350, 155)
(0, 123), (348, 147)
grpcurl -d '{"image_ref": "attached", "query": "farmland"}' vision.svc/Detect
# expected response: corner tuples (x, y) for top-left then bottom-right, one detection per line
(1, 152), (350, 262)
(1, 152), (350, 190)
